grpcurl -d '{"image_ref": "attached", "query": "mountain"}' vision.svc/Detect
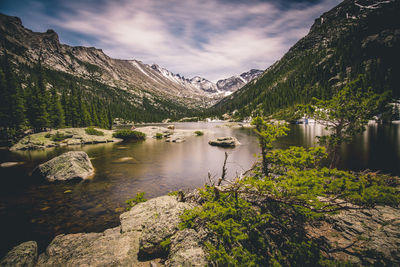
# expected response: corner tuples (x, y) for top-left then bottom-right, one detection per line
(0, 13), (262, 122)
(209, 0), (400, 119)
(217, 69), (264, 94)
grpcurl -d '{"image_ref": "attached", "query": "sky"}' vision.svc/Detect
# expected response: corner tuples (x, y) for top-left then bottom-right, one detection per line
(0, 0), (341, 82)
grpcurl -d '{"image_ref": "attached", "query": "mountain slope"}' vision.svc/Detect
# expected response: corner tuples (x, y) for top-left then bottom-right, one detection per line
(0, 13), (263, 122)
(209, 0), (400, 119)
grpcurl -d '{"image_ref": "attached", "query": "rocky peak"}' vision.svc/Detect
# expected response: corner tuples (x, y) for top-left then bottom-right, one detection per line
(216, 69), (263, 93)
(190, 76), (218, 93)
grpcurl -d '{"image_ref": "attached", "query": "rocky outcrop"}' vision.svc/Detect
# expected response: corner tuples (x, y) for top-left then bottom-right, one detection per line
(36, 227), (142, 266)
(135, 126), (204, 142)
(33, 151), (94, 182)
(167, 229), (207, 267)
(208, 137), (240, 147)
(307, 205), (400, 265)
(0, 241), (37, 267)
(137, 196), (194, 255)
(34, 195), (201, 266)
(10, 128), (120, 151)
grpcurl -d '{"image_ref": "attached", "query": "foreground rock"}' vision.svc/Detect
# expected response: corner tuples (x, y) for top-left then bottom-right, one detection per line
(208, 136), (240, 147)
(136, 196), (193, 255)
(0, 241), (37, 267)
(10, 128), (121, 151)
(167, 229), (207, 267)
(307, 205), (400, 265)
(2, 196), (207, 267)
(33, 151), (94, 182)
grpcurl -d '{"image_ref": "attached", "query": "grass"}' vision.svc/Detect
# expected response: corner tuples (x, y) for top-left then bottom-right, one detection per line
(85, 127), (104, 136)
(194, 130), (204, 136)
(113, 129), (146, 140)
(50, 132), (67, 142)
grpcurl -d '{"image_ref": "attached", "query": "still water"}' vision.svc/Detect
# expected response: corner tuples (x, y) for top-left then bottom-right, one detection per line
(0, 122), (399, 257)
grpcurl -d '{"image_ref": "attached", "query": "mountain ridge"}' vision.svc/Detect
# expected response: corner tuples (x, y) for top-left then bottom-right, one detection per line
(0, 12), (262, 114)
(209, 0), (399, 119)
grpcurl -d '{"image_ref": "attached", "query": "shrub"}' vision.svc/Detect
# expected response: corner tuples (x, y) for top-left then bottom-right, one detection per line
(112, 129), (146, 140)
(50, 131), (67, 142)
(194, 130), (204, 136)
(85, 127), (104, 136)
(44, 133), (52, 138)
(125, 192), (147, 211)
(156, 132), (163, 139)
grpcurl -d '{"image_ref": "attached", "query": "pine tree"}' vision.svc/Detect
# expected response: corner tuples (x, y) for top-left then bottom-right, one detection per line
(25, 80), (49, 132)
(0, 53), (25, 142)
(48, 87), (65, 128)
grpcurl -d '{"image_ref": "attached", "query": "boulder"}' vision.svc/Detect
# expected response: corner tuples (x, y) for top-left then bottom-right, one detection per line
(33, 151), (94, 182)
(208, 137), (240, 147)
(119, 196), (193, 256)
(0, 241), (37, 267)
(167, 229), (207, 267)
(36, 227), (142, 266)
(167, 125), (175, 130)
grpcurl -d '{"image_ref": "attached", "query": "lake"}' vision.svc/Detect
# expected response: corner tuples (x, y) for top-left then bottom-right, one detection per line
(0, 122), (399, 257)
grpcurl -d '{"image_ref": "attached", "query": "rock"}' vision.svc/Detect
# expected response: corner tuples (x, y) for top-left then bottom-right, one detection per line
(167, 229), (207, 267)
(306, 205), (400, 264)
(113, 157), (137, 163)
(208, 136), (240, 147)
(34, 196), (198, 266)
(10, 128), (120, 151)
(33, 151), (94, 182)
(0, 241), (37, 267)
(167, 125), (175, 130)
(138, 197), (193, 255)
(165, 137), (185, 143)
(66, 139), (82, 146)
(119, 196), (193, 256)
(0, 162), (23, 168)
(36, 227), (142, 266)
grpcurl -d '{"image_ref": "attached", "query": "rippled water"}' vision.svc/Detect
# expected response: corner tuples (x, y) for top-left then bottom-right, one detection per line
(0, 122), (399, 257)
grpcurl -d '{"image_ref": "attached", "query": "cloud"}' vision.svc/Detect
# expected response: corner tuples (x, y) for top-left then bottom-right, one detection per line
(1, 0), (341, 81)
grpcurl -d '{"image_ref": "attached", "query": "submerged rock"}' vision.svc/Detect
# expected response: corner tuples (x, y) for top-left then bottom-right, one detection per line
(0, 162), (23, 168)
(0, 241), (37, 267)
(165, 137), (185, 143)
(33, 151), (94, 182)
(208, 136), (240, 147)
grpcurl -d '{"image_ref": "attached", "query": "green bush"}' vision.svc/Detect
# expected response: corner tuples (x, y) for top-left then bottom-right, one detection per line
(156, 132), (163, 139)
(50, 131), (67, 142)
(85, 127), (104, 136)
(194, 130), (204, 136)
(44, 133), (52, 138)
(125, 192), (147, 211)
(112, 129), (146, 140)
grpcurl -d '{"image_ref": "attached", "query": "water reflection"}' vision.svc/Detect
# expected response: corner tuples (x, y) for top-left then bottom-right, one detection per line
(0, 122), (399, 257)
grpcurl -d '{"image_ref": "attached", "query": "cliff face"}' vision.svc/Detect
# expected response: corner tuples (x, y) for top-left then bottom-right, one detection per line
(211, 0), (400, 117)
